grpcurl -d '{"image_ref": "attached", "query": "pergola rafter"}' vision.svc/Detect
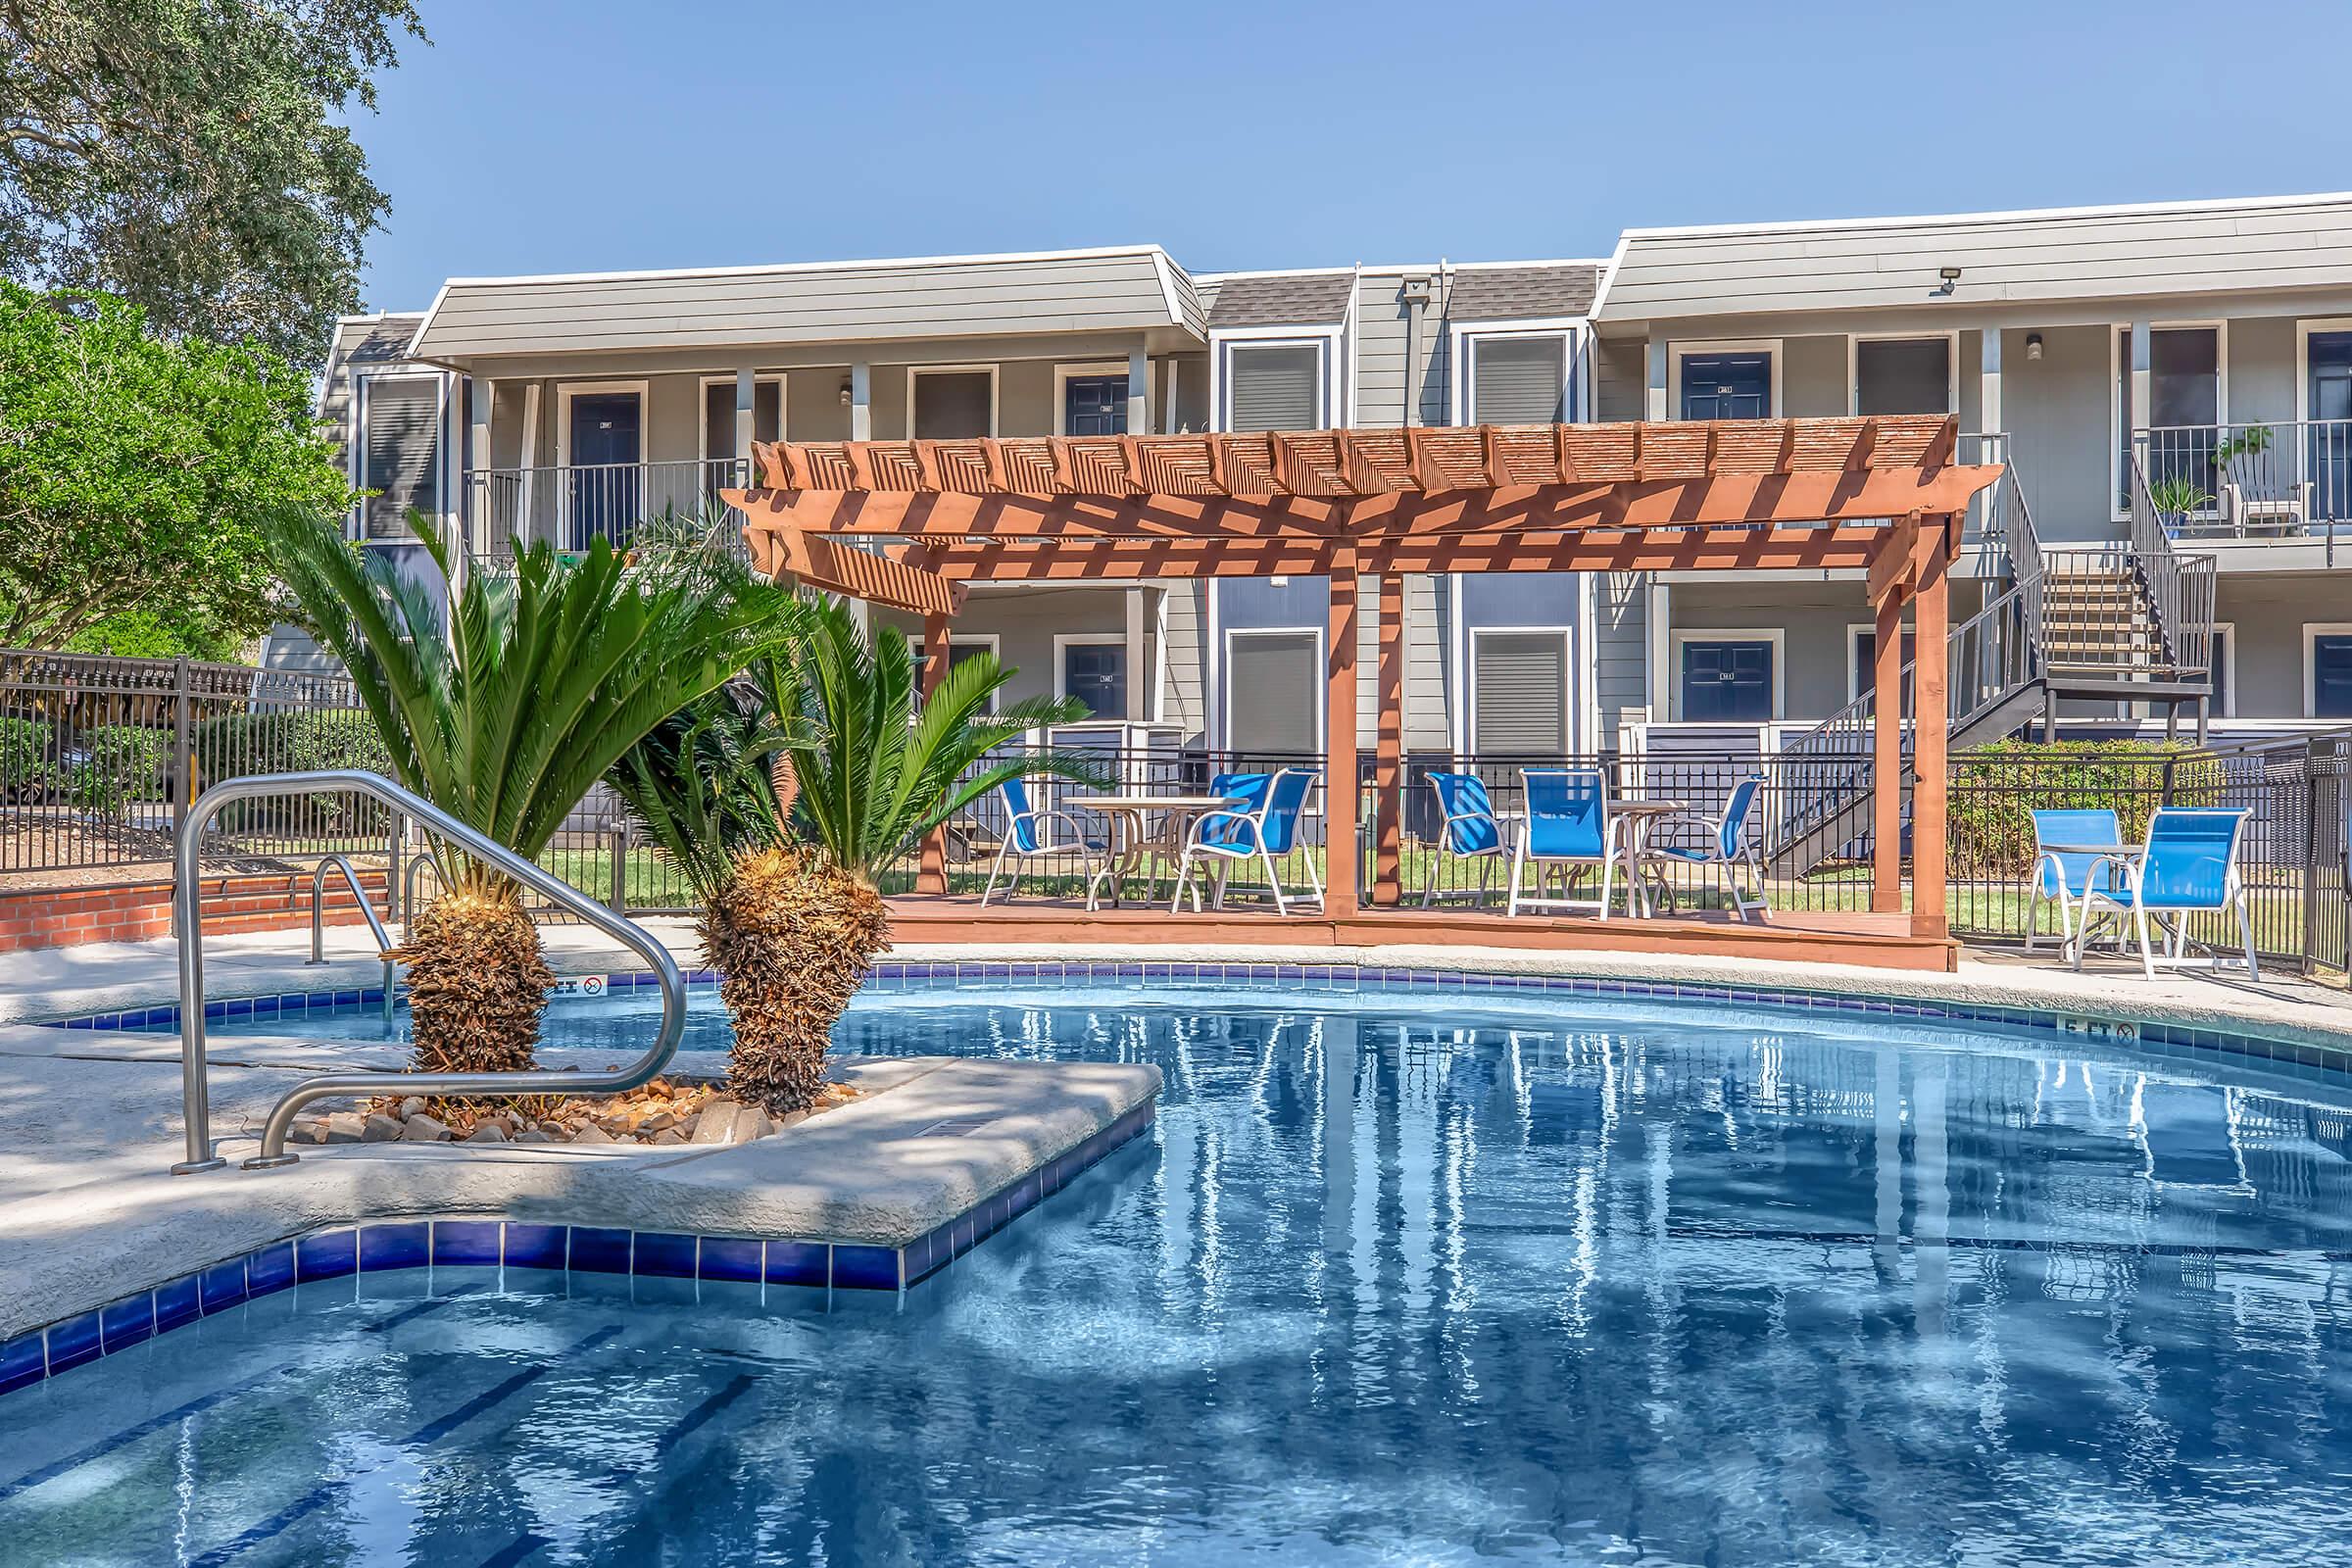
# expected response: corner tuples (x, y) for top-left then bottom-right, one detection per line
(722, 414), (1999, 961)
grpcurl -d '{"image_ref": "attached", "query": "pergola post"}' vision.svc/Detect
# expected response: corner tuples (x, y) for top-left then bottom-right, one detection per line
(1325, 550), (1361, 917)
(1870, 586), (1906, 915)
(1372, 569), (1405, 905)
(1909, 517), (1953, 939)
(916, 611), (952, 896)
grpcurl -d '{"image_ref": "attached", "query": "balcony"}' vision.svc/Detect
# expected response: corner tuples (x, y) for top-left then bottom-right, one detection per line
(466, 459), (749, 561)
(2133, 420), (2352, 564)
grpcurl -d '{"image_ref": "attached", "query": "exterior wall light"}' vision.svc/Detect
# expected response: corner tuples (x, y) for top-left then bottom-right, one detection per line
(2026, 333), (2044, 362)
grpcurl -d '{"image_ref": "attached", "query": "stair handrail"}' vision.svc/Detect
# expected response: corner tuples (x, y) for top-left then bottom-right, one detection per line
(306, 853), (396, 1027)
(172, 769), (686, 1175)
(2122, 447), (2219, 685)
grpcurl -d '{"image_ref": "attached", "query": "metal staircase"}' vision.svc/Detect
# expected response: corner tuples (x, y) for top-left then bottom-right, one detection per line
(1768, 438), (2218, 875)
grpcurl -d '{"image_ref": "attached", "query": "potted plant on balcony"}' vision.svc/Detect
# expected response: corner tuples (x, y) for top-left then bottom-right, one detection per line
(2146, 472), (2214, 538)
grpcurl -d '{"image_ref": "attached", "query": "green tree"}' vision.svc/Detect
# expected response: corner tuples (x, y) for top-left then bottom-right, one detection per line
(1, 0), (423, 362)
(268, 509), (801, 1089)
(0, 282), (351, 651)
(656, 602), (1102, 1114)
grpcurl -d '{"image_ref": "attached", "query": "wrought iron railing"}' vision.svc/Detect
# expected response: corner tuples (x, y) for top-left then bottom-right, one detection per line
(2134, 418), (2352, 563)
(2121, 450), (2221, 682)
(467, 458), (750, 560)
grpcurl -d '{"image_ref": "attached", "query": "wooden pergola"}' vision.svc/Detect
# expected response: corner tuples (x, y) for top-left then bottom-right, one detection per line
(725, 414), (2000, 971)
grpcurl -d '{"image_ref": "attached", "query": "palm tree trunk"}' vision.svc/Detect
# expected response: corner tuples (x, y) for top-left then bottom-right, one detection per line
(704, 844), (887, 1116)
(389, 869), (554, 1079)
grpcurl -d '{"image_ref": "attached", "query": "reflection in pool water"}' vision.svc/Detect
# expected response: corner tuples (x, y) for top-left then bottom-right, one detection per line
(17, 987), (2352, 1565)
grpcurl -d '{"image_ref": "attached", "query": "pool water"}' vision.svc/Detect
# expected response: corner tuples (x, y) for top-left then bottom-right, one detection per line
(17, 987), (2352, 1565)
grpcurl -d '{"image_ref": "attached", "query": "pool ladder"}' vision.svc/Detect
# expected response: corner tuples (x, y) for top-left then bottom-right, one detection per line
(171, 769), (684, 1175)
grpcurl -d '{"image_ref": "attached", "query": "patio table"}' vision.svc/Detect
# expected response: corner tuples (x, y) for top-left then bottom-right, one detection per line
(1610, 800), (1691, 916)
(1076, 793), (1240, 907)
(2042, 842), (2144, 959)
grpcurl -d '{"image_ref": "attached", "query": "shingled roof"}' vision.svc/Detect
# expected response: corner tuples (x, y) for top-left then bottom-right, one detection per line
(1204, 270), (1354, 328)
(1447, 263), (1600, 321)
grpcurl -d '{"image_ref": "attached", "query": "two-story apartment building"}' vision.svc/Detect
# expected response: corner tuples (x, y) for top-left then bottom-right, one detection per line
(311, 189), (2352, 761)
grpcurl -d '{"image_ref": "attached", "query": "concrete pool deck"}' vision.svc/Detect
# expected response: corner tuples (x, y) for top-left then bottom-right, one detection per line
(0, 916), (2343, 1344)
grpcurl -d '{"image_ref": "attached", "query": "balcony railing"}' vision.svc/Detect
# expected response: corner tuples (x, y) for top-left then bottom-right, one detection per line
(2132, 419), (2352, 563)
(467, 459), (749, 561)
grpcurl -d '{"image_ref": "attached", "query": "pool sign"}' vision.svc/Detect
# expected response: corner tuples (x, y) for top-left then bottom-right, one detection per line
(551, 975), (609, 998)
(2058, 1013), (2139, 1043)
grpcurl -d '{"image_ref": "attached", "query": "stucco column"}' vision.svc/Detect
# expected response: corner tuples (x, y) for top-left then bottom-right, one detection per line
(850, 361), (872, 443)
(1128, 346), (1152, 436)
(1123, 586), (1148, 721)
(1645, 328), (1670, 422)
(464, 373), (493, 578)
(733, 368), (757, 480)
(1978, 327), (2002, 443)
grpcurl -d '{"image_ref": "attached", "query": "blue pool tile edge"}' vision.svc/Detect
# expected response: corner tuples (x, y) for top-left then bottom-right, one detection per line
(0, 1098), (1156, 1402)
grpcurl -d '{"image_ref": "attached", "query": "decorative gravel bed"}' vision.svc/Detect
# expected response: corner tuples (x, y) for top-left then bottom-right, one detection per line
(287, 1077), (860, 1149)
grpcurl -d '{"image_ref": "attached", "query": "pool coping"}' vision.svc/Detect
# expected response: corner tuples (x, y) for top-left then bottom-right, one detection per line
(0, 1100), (1153, 1401)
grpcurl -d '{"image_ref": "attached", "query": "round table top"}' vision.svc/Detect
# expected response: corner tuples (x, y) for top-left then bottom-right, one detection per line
(1611, 800), (1692, 815)
(1078, 793), (1242, 812)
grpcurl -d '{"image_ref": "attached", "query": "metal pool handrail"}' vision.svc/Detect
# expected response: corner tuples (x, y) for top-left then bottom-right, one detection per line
(306, 854), (397, 1027)
(172, 770), (685, 1175)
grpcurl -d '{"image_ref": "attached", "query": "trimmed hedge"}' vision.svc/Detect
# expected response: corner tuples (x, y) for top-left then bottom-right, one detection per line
(1949, 739), (2224, 877)
(64, 724), (172, 817)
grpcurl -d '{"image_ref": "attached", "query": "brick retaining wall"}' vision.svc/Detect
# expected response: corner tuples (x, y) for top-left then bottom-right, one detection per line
(0, 869), (391, 954)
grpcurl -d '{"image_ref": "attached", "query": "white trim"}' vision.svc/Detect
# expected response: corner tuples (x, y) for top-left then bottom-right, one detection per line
(1846, 330), (1960, 416)
(1151, 251), (1192, 330)
(1449, 318), (1585, 425)
(1053, 632), (1129, 713)
(431, 244), (1179, 289)
(1194, 258), (1605, 283)
(906, 364), (1001, 439)
(1210, 331), (1340, 432)
(1614, 189), (2352, 242)
(2201, 620), (2237, 717)
(906, 630), (1003, 714)
(2304, 622), (2352, 719)
(1465, 625), (1575, 754)
(1667, 339), (1783, 420)
(554, 379), (650, 469)
(2293, 318), (2352, 424)
(697, 371), (785, 460)
(2112, 318), (2229, 520)
(1669, 628), (1787, 722)
(1052, 362), (1132, 436)
(1843, 621), (1918, 703)
(1343, 265), (1360, 429)
(1219, 625), (1326, 754)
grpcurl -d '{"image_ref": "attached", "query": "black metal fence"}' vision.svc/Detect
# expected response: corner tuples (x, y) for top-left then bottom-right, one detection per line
(7, 649), (2347, 976)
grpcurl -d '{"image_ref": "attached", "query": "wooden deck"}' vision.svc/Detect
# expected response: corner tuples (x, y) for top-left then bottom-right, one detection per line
(883, 900), (1961, 973)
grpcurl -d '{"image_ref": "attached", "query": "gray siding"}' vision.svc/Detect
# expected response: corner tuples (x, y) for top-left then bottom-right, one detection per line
(1782, 334), (1848, 417)
(2215, 573), (2351, 719)
(2228, 316), (2298, 423)
(1405, 575), (1450, 753)
(1593, 336), (1645, 421)
(1593, 572), (1648, 739)
(1600, 196), (2352, 320)
(1160, 580), (1207, 742)
(2003, 323), (2114, 540)
(415, 250), (1193, 359)
(1351, 268), (1450, 429)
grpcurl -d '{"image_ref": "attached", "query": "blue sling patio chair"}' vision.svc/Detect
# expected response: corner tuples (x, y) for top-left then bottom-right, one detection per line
(977, 775), (1107, 911)
(1507, 766), (1636, 919)
(1635, 772), (1772, 922)
(2025, 807), (2124, 959)
(2073, 807), (2259, 981)
(1171, 766), (1324, 915)
(1422, 770), (1508, 907)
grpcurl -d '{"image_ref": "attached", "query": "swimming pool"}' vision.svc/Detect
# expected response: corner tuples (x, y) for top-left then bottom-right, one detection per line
(14, 983), (2352, 1563)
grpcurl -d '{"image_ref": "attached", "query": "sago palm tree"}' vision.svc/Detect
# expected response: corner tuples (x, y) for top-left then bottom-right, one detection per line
(635, 599), (1103, 1115)
(267, 510), (801, 1084)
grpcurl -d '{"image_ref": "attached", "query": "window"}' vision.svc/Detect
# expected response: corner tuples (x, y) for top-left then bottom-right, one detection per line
(1678, 349), (1773, 420)
(1061, 373), (1128, 437)
(1853, 337), (1952, 416)
(1678, 638), (1776, 722)
(909, 635), (999, 713)
(701, 377), (783, 461)
(1467, 335), (1568, 425)
(360, 376), (441, 540)
(2310, 629), (2352, 719)
(910, 368), (995, 439)
(1848, 627), (1918, 709)
(2119, 326), (2222, 509)
(1059, 639), (1127, 718)
(1471, 630), (1570, 756)
(1224, 343), (1323, 433)
(1224, 631), (1319, 755)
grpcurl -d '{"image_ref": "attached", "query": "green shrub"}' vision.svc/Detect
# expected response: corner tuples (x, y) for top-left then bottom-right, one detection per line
(65, 724), (171, 817)
(1949, 739), (2223, 878)
(0, 715), (56, 801)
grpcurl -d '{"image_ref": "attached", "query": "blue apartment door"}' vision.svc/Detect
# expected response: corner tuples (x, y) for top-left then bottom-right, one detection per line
(1680, 640), (1775, 722)
(1064, 374), (1128, 436)
(2309, 332), (2352, 522)
(568, 392), (642, 549)
(1681, 353), (1772, 420)
(2315, 634), (2352, 719)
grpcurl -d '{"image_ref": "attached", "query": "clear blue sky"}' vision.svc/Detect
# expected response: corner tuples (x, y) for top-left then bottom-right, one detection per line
(356, 0), (2352, 310)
